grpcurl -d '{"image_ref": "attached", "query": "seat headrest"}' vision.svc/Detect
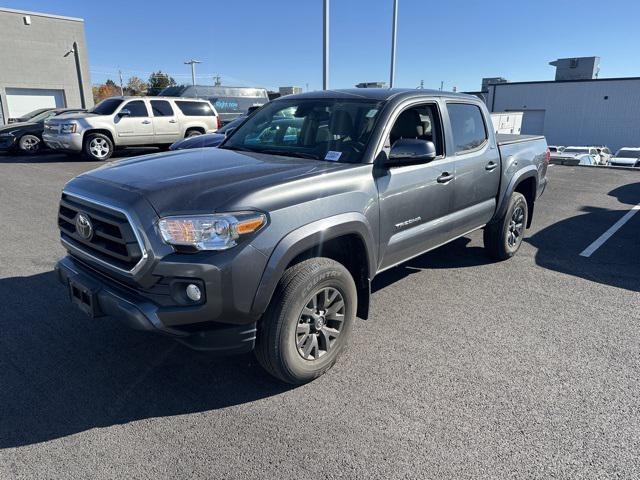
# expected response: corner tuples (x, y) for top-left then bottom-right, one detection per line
(329, 110), (354, 136)
(391, 109), (423, 139)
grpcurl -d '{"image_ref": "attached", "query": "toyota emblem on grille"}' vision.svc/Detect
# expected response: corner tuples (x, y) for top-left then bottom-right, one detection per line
(75, 213), (93, 240)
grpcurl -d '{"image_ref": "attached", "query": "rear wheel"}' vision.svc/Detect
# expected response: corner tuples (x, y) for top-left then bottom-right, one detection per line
(18, 134), (41, 154)
(255, 258), (357, 384)
(84, 133), (113, 161)
(185, 129), (203, 138)
(484, 191), (528, 260)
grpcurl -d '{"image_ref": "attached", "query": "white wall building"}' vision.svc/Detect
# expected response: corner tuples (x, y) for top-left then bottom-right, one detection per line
(486, 77), (640, 151)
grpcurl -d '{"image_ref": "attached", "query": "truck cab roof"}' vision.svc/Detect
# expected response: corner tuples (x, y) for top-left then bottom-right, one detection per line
(277, 88), (479, 102)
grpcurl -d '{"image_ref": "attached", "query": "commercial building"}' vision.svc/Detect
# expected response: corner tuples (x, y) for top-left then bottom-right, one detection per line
(0, 7), (92, 125)
(486, 58), (640, 151)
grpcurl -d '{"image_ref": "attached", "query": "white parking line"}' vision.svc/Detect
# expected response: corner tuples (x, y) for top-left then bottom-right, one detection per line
(580, 202), (640, 257)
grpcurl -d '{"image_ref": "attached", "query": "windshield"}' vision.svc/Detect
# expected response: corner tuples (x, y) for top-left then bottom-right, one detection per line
(90, 98), (124, 115)
(20, 108), (50, 120)
(222, 98), (384, 163)
(615, 149), (640, 158)
(30, 110), (58, 122)
(563, 147), (590, 154)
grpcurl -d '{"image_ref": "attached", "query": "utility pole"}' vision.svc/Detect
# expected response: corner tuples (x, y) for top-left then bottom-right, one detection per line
(118, 70), (124, 95)
(389, 0), (398, 88)
(184, 59), (201, 86)
(440, 80), (444, 91)
(323, 0), (329, 90)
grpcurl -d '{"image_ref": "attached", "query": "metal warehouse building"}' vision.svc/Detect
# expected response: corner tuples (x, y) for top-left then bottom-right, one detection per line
(0, 7), (92, 125)
(486, 77), (640, 151)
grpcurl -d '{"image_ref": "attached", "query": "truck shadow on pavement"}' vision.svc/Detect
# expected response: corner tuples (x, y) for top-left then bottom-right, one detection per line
(526, 182), (640, 292)
(0, 271), (291, 449)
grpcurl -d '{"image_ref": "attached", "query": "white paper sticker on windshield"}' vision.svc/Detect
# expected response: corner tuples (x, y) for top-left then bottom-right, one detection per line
(366, 109), (379, 118)
(325, 151), (342, 161)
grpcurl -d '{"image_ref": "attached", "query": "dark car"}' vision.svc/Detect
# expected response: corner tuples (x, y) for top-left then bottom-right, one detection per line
(0, 108), (85, 154)
(169, 114), (248, 150)
(6, 107), (52, 124)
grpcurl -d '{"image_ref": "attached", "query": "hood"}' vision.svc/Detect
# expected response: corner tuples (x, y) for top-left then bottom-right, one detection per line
(46, 112), (100, 124)
(170, 133), (225, 150)
(0, 121), (37, 132)
(74, 147), (357, 216)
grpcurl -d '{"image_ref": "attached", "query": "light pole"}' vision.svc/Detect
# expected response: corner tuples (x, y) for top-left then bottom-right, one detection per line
(184, 59), (201, 86)
(323, 0), (329, 90)
(389, 0), (398, 88)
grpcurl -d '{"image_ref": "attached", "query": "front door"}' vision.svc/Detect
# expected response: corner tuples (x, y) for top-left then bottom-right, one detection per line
(445, 102), (501, 237)
(115, 100), (154, 145)
(376, 102), (456, 270)
(150, 100), (181, 142)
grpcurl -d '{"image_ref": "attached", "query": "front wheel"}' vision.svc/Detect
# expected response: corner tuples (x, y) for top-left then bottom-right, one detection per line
(84, 133), (114, 161)
(484, 191), (528, 261)
(18, 134), (41, 154)
(255, 258), (357, 384)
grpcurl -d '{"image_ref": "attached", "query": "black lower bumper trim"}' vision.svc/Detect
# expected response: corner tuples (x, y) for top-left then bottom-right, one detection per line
(55, 256), (256, 354)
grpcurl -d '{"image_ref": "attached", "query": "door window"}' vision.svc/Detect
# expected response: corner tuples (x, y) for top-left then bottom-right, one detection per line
(124, 100), (149, 117)
(447, 103), (488, 154)
(388, 104), (444, 156)
(175, 101), (215, 116)
(150, 100), (174, 117)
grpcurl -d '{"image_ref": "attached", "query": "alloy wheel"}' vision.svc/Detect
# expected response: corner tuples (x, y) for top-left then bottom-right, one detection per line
(296, 287), (345, 361)
(89, 138), (110, 159)
(507, 205), (525, 248)
(20, 135), (40, 153)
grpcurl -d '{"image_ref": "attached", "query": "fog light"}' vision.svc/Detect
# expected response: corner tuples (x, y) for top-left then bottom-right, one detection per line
(186, 284), (202, 302)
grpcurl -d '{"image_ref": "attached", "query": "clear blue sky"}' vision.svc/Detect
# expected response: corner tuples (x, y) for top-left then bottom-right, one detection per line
(4, 0), (640, 91)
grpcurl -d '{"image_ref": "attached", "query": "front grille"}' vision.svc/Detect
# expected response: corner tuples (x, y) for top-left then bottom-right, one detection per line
(58, 193), (145, 272)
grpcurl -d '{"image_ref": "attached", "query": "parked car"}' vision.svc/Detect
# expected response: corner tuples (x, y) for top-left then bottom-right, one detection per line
(169, 114), (248, 150)
(54, 89), (548, 384)
(43, 96), (221, 160)
(548, 145), (565, 157)
(6, 107), (52, 124)
(562, 146), (607, 165)
(609, 148), (640, 167)
(159, 85), (268, 124)
(0, 108), (86, 154)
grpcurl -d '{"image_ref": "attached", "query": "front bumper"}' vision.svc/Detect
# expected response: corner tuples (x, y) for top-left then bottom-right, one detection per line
(55, 255), (257, 354)
(0, 135), (17, 151)
(43, 132), (83, 152)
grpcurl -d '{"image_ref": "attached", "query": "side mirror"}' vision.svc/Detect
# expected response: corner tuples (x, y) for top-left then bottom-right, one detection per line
(118, 109), (131, 117)
(387, 139), (437, 166)
(223, 126), (236, 137)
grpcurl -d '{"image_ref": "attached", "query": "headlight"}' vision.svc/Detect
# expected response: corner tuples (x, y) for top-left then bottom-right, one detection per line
(158, 212), (266, 251)
(60, 123), (77, 134)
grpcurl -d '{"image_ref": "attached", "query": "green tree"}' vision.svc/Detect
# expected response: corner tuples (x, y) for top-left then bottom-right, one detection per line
(146, 71), (176, 96)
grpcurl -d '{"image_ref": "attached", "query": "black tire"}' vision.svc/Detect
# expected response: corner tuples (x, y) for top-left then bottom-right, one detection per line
(185, 129), (203, 138)
(255, 258), (357, 384)
(83, 133), (114, 161)
(18, 134), (41, 155)
(484, 191), (528, 261)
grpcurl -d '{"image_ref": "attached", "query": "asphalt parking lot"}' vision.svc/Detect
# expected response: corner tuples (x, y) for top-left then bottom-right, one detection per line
(1, 152), (639, 479)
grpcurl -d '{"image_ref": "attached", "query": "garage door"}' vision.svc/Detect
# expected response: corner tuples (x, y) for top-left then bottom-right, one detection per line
(5, 88), (66, 119)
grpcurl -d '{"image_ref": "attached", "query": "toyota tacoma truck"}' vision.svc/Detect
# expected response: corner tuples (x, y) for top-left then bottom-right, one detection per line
(55, 89), (549, 384)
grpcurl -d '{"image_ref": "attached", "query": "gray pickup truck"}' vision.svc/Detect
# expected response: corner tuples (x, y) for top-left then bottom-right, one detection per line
(55, 89), (548, 383)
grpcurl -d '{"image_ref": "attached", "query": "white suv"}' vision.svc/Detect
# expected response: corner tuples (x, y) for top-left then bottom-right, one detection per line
(43, 96), (220, 160)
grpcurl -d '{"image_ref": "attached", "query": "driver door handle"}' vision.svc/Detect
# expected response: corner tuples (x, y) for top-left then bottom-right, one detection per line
(168, 119), (177, 123)
(437, 172), (454, 183)
(142, 120), (151, 124)
(485, 161), (498, 171)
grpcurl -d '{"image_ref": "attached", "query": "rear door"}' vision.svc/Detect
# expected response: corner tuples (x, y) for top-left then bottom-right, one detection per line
(445, 102), (500, 237)
(150, 100), (180, 142)
(115, 100), (154, 145)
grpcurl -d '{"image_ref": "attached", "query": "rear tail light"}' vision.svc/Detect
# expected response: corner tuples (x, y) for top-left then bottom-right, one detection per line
(544, 148), (551, 165)
(216, 116), (222, 130)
